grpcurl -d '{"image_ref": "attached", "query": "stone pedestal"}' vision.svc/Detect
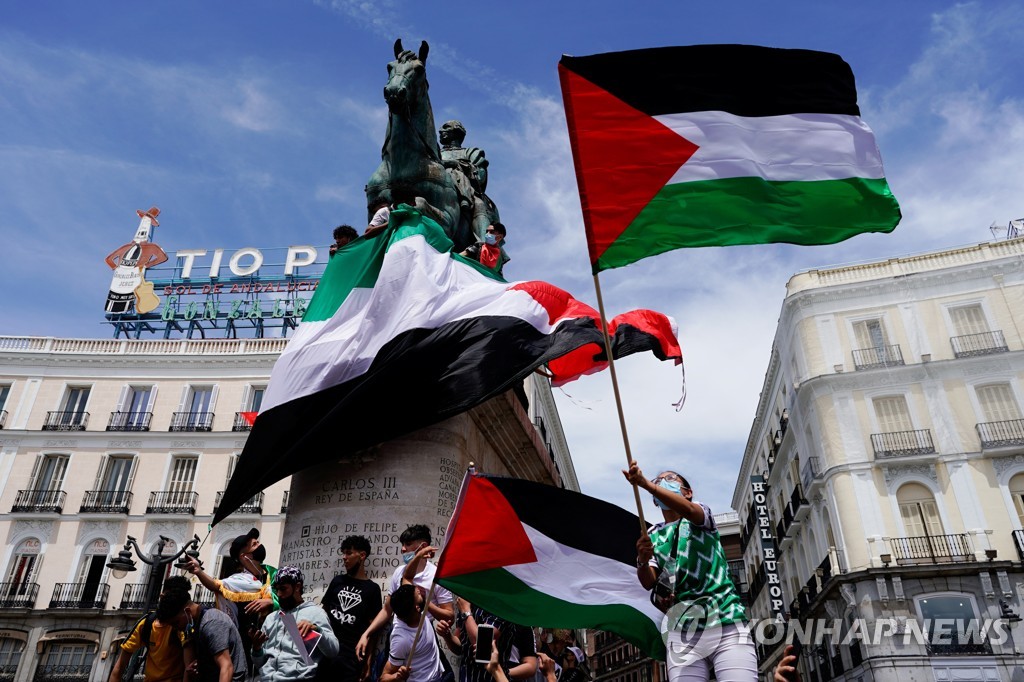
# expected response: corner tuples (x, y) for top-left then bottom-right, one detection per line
(280, 391), (560, 601)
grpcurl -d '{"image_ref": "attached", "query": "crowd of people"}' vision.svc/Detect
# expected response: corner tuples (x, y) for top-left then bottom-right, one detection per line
(111, 525), (587, 682)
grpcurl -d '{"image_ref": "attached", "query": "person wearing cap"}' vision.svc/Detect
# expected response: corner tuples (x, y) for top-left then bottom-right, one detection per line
(250, 566), (338, 682)
(186, 528), (278, 676)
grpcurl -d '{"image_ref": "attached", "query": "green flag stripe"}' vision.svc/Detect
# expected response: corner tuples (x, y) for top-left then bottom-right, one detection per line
(303, 207), (503, 323)
(595, 176), (900, 272)
(438, 568), (666, 660)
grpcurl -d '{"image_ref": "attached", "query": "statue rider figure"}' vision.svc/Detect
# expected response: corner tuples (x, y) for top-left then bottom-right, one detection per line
(439, 120), (499, 249)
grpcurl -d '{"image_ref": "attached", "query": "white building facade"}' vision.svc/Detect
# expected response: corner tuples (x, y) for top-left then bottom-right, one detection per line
(732, 239), (1024, 682)
(0, 335), (577, 682)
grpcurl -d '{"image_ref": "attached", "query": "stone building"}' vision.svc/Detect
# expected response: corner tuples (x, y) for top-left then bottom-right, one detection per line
(0, 335), (576, 682)
(732, 238), (1024, 682)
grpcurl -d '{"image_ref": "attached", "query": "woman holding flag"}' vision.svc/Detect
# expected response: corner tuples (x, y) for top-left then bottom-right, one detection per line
(624, 461), (756, 682)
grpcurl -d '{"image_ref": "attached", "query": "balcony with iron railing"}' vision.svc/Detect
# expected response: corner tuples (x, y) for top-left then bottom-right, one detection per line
(281, 490), (290, 514)
(0, 410), (7, 429)
(42, 411), (89, 431)
(169, 411), (214, 432)
(120, 583), (153, 610)
(889, 533), (974, 565)
(80, 490), (132, 514)
(11, 489), (66, 513)
(801, 456), (822, 492)
(33, 665), (94, 682)
(232, 412), (254, 431)
(147, 490), (198, 514)
(1014, 530), (1024, 561)
(789, 485), (808, 523)
(926, 638), (993, 656)
(977, 419), (1024, 450)
(106, 411), (153, 432)
(951, 330), (1008, 358)
(0, 665), (17, 682)
(0, 581), (39, 608)
(853, 344), (904, 370)
(49, 582), (109, 609)
(870, 429), (935, 458)
(214, 491), (263, 515)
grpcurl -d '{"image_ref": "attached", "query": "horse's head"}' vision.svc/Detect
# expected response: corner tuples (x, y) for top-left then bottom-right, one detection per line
(385, 39), (430, 114)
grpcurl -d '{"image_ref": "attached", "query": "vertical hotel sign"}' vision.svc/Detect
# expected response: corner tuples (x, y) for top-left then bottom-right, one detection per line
(751, 475), (785, 622)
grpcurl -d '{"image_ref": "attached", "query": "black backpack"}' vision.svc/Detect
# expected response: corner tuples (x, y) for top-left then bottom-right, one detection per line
(122, 613), (157, 682)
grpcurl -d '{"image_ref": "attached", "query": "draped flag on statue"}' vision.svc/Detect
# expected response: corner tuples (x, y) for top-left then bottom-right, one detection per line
(213, 207), (681, 523)
(558, 45), (902, 273)
(436, 473), (666, 660)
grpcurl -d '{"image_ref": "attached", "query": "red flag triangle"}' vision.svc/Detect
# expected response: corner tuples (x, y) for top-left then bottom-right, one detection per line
(559, 64), (699, 268)
(437, 477), (537, 579)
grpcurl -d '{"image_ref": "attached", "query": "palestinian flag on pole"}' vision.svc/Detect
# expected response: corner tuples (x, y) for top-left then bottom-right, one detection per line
(436, 474), (666, 659)
(558, 44), (902, 273)
(213, 207), (681, 523)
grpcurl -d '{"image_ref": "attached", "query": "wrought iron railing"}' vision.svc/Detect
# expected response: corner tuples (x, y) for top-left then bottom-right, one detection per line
(214, 491), (263, 515)
(42, 411), (89, 431)
(977, 419), (1024, 449)
(0, 664), (18, 682)
(120, 583), (152, 610)
(232, 412), (254, 431)
(11, 489), (66, 513)
(169, 411), (214, 432)
(801, 456), (822, 491)
(146, 490), (198, 514)
(33, 665), (94, 682)
(951, 330), (1008, 358)
(870, 429), (935, 458)
(80, 490), (132, 514)
(49, 582), (109, 609)
(193, 584), (216, 608)
(852, 344), (904, 370)
(0, 581), (38, 608)
(926, 639), (993, 656)
(890, 533), (973, 565)
(106, 411), (153, 431)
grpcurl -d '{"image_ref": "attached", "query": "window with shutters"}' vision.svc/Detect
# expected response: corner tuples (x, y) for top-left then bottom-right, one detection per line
(851, 318), (902, 368)
(873, 396), (913, 433)
(949, 304), (1007, 357)
(172, 385), (217, 431)
(897, 483), (944, 537)
(47, 386), (91, 430)
(1009, 473), (1024, 528)
(3, 538), (40, 602)
(112, 385), (156, 430)
(74, 539), (110, 605)
(92, 455), (135, 509)
(25, 454), (69, 508)
(0, 384), (10, 429)
(0, 638), (24, 672)
(854, 318), (888, 349)
(976, 384), (1021, 422)
(38, 642), (95, 677)
(167, 456), (198, 505)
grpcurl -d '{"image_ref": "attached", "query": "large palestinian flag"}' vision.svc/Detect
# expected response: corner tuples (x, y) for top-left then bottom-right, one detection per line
(558, 45), (902, 273)
(436, 474), (666, 659)
(213, 207), (681, 523)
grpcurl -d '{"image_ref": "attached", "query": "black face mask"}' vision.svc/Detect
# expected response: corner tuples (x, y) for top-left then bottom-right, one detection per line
(252, 545), (267, 563)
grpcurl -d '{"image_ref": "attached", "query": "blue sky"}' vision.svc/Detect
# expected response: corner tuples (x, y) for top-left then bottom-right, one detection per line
(2, 1), (1023, 517)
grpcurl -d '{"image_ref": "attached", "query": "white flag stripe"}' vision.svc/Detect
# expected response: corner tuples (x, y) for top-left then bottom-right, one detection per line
(505, 524), (663, 627)
(264, 233), (559, 413)
(655, 111), (886, 184)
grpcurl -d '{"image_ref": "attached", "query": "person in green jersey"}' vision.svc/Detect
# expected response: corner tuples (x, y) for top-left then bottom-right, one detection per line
(624, 461), (756, 682)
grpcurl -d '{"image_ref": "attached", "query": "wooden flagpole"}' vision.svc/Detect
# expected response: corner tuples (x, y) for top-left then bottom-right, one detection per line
(592, 272), (648, 533)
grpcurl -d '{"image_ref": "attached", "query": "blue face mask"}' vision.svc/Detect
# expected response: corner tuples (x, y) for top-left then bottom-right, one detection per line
(484, 233), (498, 245)
(402, 551), (416, 564)
(653, 479), (682, 510)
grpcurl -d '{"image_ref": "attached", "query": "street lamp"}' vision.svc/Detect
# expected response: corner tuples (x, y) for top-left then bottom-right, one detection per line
(107, 534), (203, 606)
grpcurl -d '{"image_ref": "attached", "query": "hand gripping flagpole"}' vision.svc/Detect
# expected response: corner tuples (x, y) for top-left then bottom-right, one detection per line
(403, 463), (475, 674)
(592, 273), (648, 533)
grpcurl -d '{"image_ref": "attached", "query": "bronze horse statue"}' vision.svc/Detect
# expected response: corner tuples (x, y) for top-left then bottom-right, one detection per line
(365, 39), (477, 251)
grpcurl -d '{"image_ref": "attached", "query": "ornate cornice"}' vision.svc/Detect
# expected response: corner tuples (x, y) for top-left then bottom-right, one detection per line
(882, 463), (938, 486)
(993, 454), (1024, 478)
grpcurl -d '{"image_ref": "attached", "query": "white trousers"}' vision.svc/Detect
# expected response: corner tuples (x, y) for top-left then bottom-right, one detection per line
(665, 622), (758, 682)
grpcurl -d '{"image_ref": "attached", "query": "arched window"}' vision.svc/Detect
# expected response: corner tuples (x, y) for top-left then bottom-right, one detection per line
(0, 637), (25, 675)
(75, 539), (111, 605)
(896, 483), (943, 537)
(4, 539), (40, 590)
(1009, 473), (1024, 528)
